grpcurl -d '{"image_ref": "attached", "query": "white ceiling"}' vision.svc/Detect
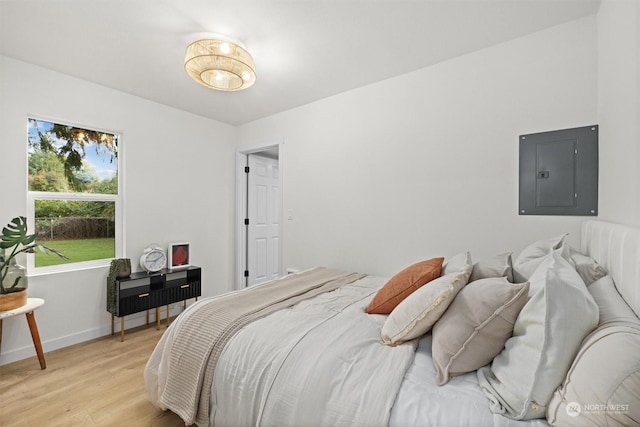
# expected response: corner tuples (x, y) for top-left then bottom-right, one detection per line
(0, 0), (600, 126)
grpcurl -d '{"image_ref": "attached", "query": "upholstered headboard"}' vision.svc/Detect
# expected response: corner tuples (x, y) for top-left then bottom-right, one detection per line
(582, 220), (640, 318)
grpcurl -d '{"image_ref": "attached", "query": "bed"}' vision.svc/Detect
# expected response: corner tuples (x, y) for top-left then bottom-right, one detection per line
(145, 220), (640, 427)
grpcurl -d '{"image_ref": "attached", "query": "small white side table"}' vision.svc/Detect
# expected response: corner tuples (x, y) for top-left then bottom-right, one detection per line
(0, 298), (46, 369)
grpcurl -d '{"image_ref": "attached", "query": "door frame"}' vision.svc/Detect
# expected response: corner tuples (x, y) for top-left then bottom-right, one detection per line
(235, 140), (285, 290)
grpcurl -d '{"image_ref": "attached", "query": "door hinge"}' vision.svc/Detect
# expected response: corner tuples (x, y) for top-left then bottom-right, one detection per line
(245, 166), (250, 173)
(244, 270), (249, 277)
(244, 218), (249, 225)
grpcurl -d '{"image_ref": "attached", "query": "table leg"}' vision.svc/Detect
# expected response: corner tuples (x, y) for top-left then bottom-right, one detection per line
(146, 310), (150, 325)
(166, 305), (170, 326)
(156, 307), (160, 330)
(120, 317), (125, 342)
(0, 318), (3, 353)
(111, 313), (114, 335)
(25, 311), (46, 370)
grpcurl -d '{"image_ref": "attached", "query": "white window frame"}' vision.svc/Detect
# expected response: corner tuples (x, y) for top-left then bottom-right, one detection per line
(26, 118), (124, 276)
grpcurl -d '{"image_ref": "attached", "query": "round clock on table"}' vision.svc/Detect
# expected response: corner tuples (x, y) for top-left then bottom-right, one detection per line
(140, 244), (167, 273)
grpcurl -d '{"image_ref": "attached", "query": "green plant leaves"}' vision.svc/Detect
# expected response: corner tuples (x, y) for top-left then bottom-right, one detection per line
(0, 216), (37, 250)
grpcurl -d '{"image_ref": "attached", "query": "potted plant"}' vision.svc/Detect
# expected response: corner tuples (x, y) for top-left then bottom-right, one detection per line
(0, 216), (68, 311)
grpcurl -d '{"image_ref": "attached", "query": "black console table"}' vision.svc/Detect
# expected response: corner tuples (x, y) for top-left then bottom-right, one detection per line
(107, 266), (201, 341)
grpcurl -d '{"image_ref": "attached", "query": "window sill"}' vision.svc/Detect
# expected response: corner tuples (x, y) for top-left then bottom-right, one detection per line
(28, 259), (112, 277)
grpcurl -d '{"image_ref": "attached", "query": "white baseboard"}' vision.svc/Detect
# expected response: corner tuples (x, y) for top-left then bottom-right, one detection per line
(0, 304), (184, 366)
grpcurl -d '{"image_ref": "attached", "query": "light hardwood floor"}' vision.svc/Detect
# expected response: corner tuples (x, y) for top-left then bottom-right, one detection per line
(0, 323), (186, 426)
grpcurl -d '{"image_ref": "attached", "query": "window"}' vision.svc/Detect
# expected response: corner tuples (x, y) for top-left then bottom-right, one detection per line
(27, 118), (121, 272)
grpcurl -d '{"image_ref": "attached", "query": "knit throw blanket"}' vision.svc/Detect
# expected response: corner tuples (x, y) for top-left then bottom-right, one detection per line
(157, 267), (366, 426)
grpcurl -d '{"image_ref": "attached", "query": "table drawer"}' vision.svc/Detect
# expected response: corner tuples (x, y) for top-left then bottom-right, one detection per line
(119, 284), (151, 298)
(118, 290), (164, 316)
(166, 271), (188, 288)
(165, 281), (201, 304)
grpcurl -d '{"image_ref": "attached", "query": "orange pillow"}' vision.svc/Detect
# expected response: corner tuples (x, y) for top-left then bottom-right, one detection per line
(366, 257), (444, 314)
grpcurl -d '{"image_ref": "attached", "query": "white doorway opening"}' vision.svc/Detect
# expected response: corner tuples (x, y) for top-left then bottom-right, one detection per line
(235, 144), (283, 289)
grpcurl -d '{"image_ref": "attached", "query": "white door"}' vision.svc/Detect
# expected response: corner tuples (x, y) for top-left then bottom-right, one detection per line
(247, 154), (280, 286)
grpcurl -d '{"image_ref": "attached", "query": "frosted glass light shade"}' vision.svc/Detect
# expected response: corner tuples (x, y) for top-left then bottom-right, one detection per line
(185, 38), (256, 91)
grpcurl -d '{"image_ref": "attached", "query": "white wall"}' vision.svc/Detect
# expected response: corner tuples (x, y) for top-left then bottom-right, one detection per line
(1, 11), (615, 365)
(0, 56), (236, 364)
(238, 16), (599, 277)
(597, 0), (640, 226)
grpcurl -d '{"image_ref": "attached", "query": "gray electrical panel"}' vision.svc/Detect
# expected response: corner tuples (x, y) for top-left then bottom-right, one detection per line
(519, 125), (598, 216)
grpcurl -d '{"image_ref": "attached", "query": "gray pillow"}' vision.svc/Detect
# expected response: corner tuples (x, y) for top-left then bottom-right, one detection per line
(569, 248), (607, 286)
(588, 275), (639, 324)
(477, 249), (599, 420)
(470, 252), (514, 282)
(432, 277), (528, 385)
(441, 251), (472, 276)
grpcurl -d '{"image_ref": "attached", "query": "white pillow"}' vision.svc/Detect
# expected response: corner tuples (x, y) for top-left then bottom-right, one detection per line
(470, 252), (514, 282)
(512, 234), (568, 282)
(477, 249), (599, 420)
(381, 271), (470, 346)
(547, 276), (640, 426)
(441, 251), (472, 276)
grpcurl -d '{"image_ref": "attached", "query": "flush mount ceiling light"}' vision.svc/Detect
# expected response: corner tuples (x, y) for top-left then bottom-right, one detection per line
(184, 37), (256, 91)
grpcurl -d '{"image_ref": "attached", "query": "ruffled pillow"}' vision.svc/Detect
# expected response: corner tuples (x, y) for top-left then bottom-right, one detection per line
(381, 270), (470, 345)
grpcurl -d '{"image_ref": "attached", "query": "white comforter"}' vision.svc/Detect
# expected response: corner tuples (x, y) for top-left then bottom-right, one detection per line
(209, 275), (417, 427)
(148, 273), (551, 427)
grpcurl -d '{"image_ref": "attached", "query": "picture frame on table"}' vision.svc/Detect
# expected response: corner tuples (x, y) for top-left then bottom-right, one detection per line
(168, 242), (190, 269)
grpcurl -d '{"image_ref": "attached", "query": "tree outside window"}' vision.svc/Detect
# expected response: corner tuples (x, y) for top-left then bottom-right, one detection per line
(27, 118), (121, 268)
